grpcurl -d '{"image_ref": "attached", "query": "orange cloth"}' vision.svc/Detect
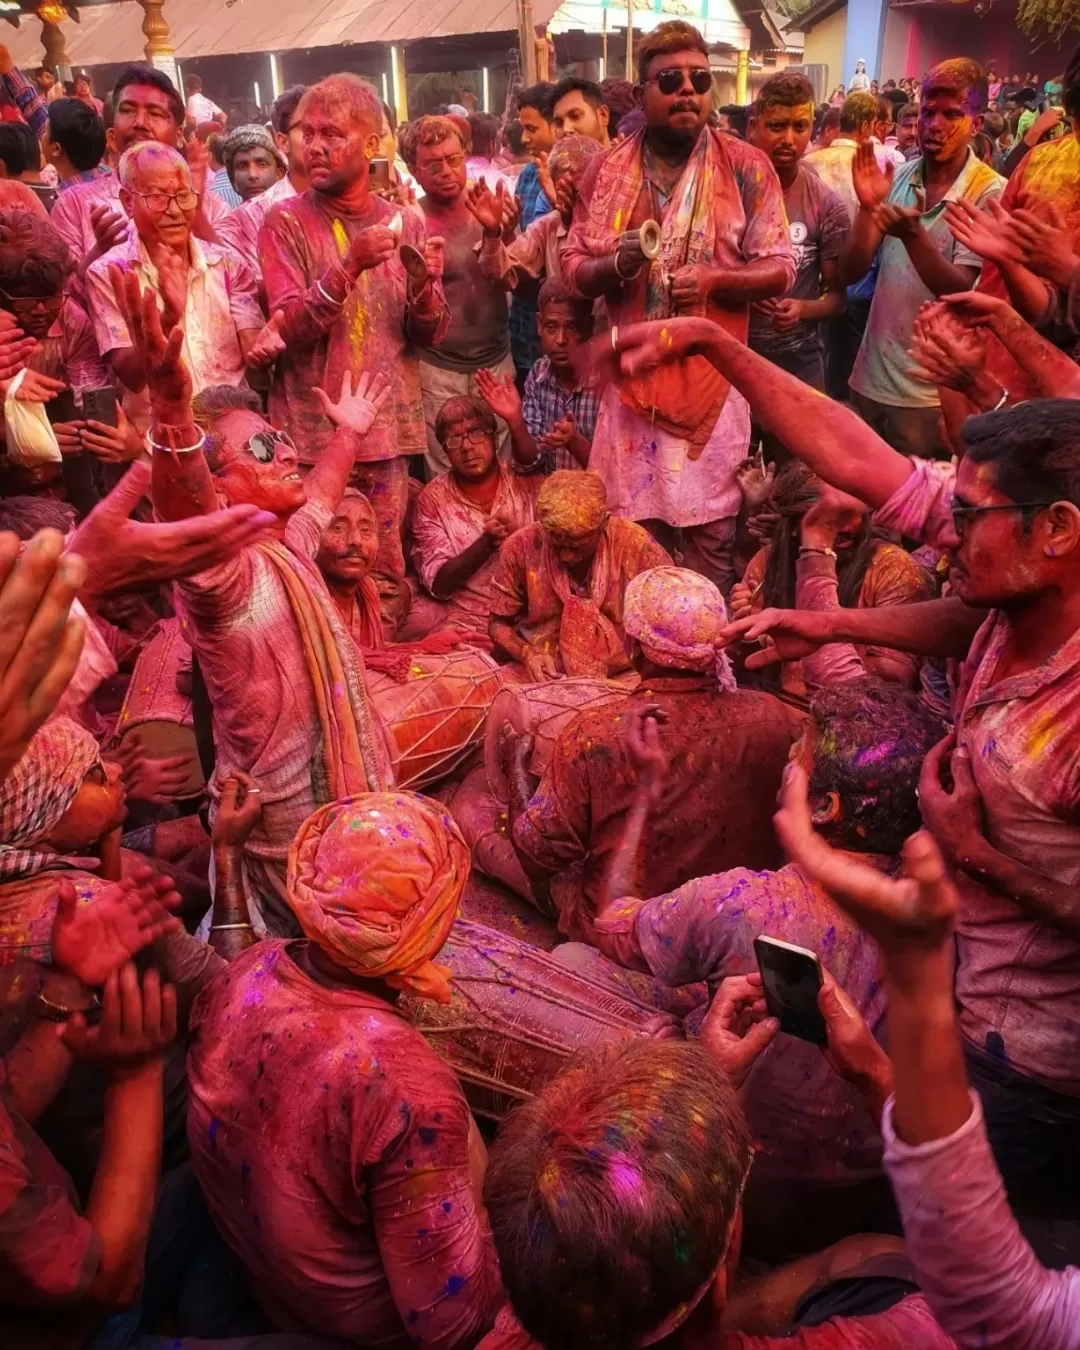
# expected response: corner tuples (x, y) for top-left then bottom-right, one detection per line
(286, 791), (469, 1003)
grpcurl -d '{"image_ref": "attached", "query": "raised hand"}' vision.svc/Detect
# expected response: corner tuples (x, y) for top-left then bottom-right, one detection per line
(700, 972), (780, 1090)
(735, 450), (776, 509)
(183, 134), (211, 197)
(501, 190), (522, 239)
(465, 180), (506, 235)
(475, 367), (522, 423)
(937, 288), (1013, 327)
(51, 868), (181, 989)
(12, 368), (67, 403)
(944, 197), (1021, 267)
(624, 704), (669, 807)
(774, 760), (957, 950)
(345, 225), (397, 279)
(89, 201), (128, 256)
(70, 460), (276, 599)
(909, 304), (987, 392)
(62, 963), (178, 1071)
(716, 607), (830, 670)
(212, 771), (263, 848)
(851, 141), (893, 211)
(0, 313), (38, 385)
(246, 308), (286, 368)
(80, 405), (144, 464)
(314, 369), (392, 436)
(421, 234), (445, 282)
(0, 529), (86, 780)
(535, 151), (556, 207)
(539, 413), (575, 450)
(555, 176), (576, 226)
(1001, 202), (1080, 289)
(800, 482), (866, 550)
(108, 264), (191, 410)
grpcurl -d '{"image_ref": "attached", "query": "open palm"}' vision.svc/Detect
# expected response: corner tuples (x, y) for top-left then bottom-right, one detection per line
(51, 869), (181, 988)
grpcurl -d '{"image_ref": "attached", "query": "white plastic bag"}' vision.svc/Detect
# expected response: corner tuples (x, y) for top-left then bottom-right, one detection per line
(4, 368), (61, 467)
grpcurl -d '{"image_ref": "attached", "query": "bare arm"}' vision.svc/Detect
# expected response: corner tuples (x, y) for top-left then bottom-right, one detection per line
(800, 255), (847, 322)
(840, 205), (884, 285)
(595, 708), (667, 919)
(208, 773), (261, 960)
(489, 614), (532, 664)
(431, 533), (500, 600)
(710, 258), (793, 303)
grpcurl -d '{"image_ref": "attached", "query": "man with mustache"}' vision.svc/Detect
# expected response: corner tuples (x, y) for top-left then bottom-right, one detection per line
(562, 19), (794, 595)
(839, 59), (1004, 459)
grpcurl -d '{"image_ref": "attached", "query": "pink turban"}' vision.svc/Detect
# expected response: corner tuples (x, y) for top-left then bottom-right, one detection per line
(0, 716), (101, 882)
(623, 567), (736, 692)
(286, 791), (470, 1003)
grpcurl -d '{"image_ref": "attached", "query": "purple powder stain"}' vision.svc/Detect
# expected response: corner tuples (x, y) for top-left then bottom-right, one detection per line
(445, 1274), (466, 1296)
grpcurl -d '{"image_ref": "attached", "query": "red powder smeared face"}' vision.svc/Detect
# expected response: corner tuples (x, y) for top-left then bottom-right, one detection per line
(537, 298), (585, 373)
(211, 407), (307, 517)
(317, 494), (379, 585)
(43, 760), (127, 852)
(918, 80), (981, 165)
(413, 130), (467, 206)
(301, 97), (378, 196)
(948, 456), (1056, 607)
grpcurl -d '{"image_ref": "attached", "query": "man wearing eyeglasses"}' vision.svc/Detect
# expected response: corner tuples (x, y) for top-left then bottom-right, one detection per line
(402, 115), (515, 478)
(85, 142), (277, 421)
(562, 19), (795, 597)
(607, 309), (1080, 1204)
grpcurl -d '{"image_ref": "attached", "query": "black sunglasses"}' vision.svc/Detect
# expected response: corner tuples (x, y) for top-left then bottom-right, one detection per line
(647, 68), (713, 96)
(950, 501), (1054, 537)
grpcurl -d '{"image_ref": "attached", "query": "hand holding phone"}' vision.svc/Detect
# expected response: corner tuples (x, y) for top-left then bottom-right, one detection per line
(754, 934), (828, 1046)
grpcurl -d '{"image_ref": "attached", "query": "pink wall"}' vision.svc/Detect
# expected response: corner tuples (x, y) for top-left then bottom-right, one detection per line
(880, 5), (1072, 84)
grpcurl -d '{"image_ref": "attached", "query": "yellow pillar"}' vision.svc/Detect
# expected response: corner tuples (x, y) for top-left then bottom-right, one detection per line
(391, 44), (408, 123)
(40, 17), (68, 75)
(138, 0), (182, 94)
(735, 47), (749, 105)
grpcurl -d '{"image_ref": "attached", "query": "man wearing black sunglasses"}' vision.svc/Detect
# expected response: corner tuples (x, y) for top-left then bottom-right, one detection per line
(563, 19), (794, 595)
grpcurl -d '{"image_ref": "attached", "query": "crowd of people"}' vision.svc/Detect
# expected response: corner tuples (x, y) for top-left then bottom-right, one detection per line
(0, 20), (1078, 1350)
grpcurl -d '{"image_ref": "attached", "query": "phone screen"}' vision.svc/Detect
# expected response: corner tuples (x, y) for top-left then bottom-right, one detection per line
(754, 936), (827, 1046)
(370, 157), (391, 190)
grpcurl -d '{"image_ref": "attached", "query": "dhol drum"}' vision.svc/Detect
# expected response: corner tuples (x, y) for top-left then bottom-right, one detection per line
(401, 919), (679, 1119)
(367, 649), (504, 791)
(483, 677), (633, 801)
(115, 618), (205, 799)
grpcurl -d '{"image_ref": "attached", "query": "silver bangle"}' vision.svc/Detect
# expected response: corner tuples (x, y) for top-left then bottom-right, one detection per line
(614, 251), (642, 281)
(145, 429), (207, 456)
(317, 278), (346, 306)
(209, 923), (253, 932)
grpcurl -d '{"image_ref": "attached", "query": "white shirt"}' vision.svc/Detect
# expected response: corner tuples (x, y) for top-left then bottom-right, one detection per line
(187, 91), (226, 126)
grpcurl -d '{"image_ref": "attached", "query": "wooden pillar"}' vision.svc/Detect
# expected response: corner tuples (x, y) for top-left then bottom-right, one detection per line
(138, 0), (181, 90)
(735, 47), (749, 105)
(518, 0), (538, 86)
(40, 18), (68, 75)
(625, 1), (634, 81)
(391, 44), (408, 123)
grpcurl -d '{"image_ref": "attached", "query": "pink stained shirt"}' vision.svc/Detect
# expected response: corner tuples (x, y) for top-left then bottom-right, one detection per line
(187, 940), (503, 1350)
(592, 860), (888, 1183)
(883, 1091), (1080, 1349)
(477, 1296), (956, 1350)
(49, 169), (231, 267)
(871, 457), (957, 553)
(176, 495), (394, 937)
(29, 298), (109, 399)
(216, 171), (298, 275)
(259, 189), (448, 466)
(410, 466), (542, 637)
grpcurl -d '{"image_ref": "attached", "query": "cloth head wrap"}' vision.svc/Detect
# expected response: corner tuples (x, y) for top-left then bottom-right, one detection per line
(537, 470), (607, 537)
(623, 567), (736, 692)
(286, 791), (469, 1003)
(0, 716), (101, 882)
(224, 124), (285, 175)
(549, 133), (604, 183)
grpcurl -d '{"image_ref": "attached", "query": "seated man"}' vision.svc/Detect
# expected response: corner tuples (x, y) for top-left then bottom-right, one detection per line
(114, 271), (395, 937)
(187, 791), (503, 1349)
(85, 143), (277, 414)
(476, 279), (597, 475)
(411, 396), (542, 645)
(588, 674), (945, 1256)
(480, 1039), (955, 1350)
(488, 471), (670, 681)
(508, 567), (804, 935)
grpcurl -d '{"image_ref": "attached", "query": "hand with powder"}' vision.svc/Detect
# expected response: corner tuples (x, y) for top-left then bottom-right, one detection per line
(699, 973), (779, 1090)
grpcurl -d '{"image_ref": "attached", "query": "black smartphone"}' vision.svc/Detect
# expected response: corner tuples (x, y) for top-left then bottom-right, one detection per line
(370, 156), (391, 191)
(82, 386), (118, 427)
(754, 935), (827, 1046)
(46, 389), (78, 426)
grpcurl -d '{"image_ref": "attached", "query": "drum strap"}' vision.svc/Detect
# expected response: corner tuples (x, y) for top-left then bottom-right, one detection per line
(189, 651), (217, 787)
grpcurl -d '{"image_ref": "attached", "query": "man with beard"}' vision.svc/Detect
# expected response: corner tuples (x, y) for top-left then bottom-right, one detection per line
(562, 20), (794, 594)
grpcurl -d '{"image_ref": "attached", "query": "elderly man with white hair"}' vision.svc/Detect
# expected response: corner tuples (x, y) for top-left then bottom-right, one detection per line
(85, 140), (275, 412)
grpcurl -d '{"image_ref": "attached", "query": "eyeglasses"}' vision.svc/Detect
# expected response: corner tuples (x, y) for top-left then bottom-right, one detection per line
(213, 428), (297, 472)
(950, 501), (1055, 537)
(443, 427), (492, 451)
(0, 289), (63, 316)
(423, 151), (466, 171)
(646, 68), (714, 96)
(132, 189), (199, 214)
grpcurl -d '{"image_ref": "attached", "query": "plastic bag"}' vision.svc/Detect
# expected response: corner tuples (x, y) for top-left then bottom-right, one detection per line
(4, 368), (61, 467)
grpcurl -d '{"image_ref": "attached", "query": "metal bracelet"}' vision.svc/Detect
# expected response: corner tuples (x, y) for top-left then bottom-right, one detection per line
(145, 429), (207, 456)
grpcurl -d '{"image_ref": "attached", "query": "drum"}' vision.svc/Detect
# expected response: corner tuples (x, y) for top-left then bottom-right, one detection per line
(115, 618), (205, 799)
(367, 649), (504, 791)
(401, 919), (679, 1120)
(484, 677), (633, 801)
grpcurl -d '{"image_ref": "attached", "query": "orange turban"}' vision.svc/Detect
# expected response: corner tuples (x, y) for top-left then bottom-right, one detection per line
(286, 791), (469, 1003)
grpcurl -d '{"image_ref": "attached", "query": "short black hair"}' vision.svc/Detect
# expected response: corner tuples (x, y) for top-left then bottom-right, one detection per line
(983, 110), (1005, 138)
(504, 119), (526, 155)
(469, 112), (500, 158)
(717, 104), (748, 137)
(0, 122), (37, 177)
(922, 58), (989, 116)
(435, 395), (496, 444)
(817, 106), (841, 134)
(47, 97), (106, 172)
(1063, 40), (1080, 121)
(753, 72), (815, 116)
(517, 82), (555, 120)
(111, 63), (184, 127)
(552, 75), (605, 113)
(898, 101), (919, 122)
(962, 399), (1080, 511)
(271, 84), (307, 136)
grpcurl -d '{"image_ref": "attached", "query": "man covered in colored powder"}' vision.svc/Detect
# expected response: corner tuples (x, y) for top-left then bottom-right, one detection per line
(586, 677), (945, 1256)
(259, 74), (449, 582)
(113, 269), (395, 938)
(610, 314), (1080, 1207)
(187, 791), (503, 1349)
(562, 19), (795, 594)
(487, 470), (670, 682)
(412, 396), (542, 646)
(506, 567), (804, 934)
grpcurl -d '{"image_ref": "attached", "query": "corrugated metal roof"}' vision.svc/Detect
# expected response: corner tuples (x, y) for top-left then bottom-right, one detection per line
(2, 0), (563, 68)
